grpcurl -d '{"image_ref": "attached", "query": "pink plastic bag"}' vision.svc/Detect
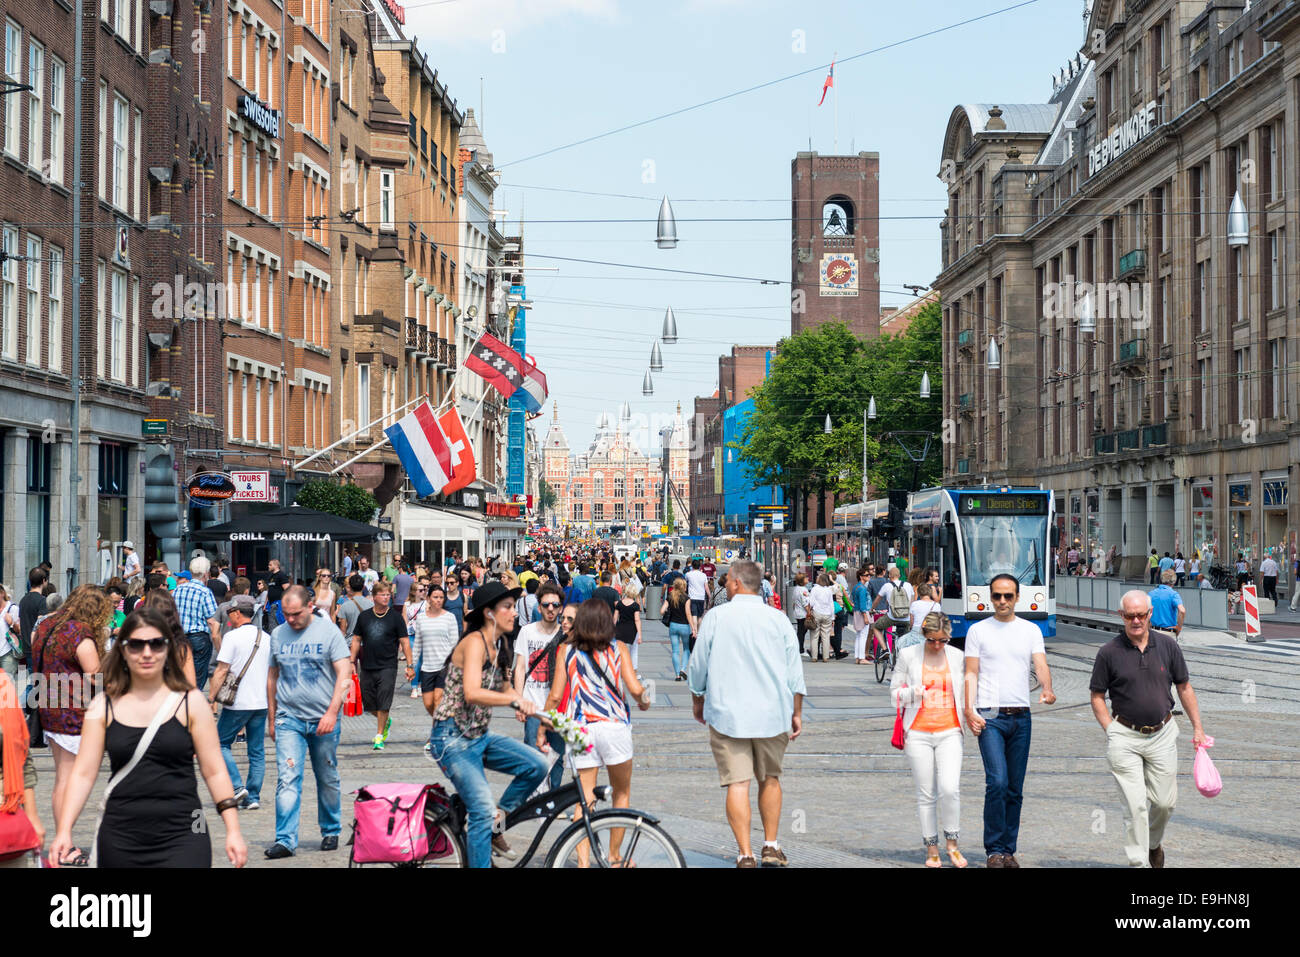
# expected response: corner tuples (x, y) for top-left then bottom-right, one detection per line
(1193, 736), (1222, 798)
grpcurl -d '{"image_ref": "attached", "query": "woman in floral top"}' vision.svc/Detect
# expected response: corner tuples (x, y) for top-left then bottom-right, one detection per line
(31, 584), (113, 866)
(428, 581), (548, 868)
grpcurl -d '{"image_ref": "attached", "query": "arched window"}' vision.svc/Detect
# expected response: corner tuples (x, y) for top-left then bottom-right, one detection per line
(822, 197), (855, 236)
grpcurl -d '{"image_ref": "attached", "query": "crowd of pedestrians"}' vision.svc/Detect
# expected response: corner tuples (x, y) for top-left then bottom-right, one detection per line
(0, 533), (1215, 871)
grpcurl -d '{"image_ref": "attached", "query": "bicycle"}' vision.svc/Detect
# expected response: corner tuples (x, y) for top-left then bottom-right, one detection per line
(348, 715), (686, 869)
(871, 613), (899, 684)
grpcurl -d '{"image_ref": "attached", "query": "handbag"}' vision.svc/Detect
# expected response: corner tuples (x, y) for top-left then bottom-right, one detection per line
(1193, 735), (1222, 798)
(214, 630), (262, 706)
(90, 690), (183, 867)
(890, 703), (906, 751)
(343, 672), (363, 718)
(0, 807), (39, 862)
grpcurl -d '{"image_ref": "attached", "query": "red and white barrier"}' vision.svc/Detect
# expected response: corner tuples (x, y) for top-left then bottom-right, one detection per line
(1241, 584), (1261, 637)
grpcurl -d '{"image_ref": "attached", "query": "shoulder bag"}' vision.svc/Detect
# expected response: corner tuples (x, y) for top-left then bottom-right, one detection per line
(214, 631), (263, 706)
(24, 625), (47, 750)
(90, 690), (184, 867)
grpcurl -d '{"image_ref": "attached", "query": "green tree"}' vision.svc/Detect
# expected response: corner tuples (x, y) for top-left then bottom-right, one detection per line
(863, 300), (943, 491)
(294, 480), (379, 523)
(665, 493), (675, 531)
(537, 479), (558, 524)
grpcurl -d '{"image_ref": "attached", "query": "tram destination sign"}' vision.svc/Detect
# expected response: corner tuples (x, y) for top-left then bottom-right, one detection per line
(958, 494), (1047, 516)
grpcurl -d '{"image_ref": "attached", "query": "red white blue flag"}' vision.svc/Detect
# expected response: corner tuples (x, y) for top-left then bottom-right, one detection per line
(518, 358), (548, 414)
(818, 57), (835, 106)
(385, 402), (453, 499)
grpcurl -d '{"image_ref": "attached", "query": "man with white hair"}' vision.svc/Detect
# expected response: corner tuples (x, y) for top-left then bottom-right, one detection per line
(1089, 590), (1208, 868)
(175, 555), (222, 690)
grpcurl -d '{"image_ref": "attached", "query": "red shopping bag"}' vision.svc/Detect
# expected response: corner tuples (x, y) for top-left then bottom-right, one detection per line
(343, 672), (363, 718)
(890, 703), (906, 751)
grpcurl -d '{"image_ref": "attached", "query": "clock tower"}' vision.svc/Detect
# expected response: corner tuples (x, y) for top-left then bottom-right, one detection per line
(790, 151), (881, 338)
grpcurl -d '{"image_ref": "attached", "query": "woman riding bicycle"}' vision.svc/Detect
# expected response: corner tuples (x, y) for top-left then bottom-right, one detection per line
(428, 581), (549, 868)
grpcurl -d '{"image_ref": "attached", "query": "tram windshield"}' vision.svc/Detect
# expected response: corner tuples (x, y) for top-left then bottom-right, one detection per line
(959, 513), (1049, 588)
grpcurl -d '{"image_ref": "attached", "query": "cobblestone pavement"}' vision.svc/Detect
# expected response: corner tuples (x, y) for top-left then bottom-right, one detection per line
(29, 618), (1300, 868)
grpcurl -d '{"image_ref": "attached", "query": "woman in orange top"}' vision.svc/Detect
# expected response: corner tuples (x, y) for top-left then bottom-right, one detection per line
(890, 612), (968, 868)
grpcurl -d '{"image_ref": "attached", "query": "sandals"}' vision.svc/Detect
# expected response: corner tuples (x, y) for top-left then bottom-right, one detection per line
(58, 847), (90, 867)
(925, 851), (942, 868)
(947, 848), (968, 869)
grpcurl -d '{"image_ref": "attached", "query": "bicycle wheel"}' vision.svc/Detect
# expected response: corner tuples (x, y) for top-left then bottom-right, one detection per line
(544, 811), (686, 868)
(347, 819), (467, 868)
(874, 640), (889, 683)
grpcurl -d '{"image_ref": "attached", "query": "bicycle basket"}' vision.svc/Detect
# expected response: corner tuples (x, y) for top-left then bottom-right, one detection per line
(351, 783), (432, 863)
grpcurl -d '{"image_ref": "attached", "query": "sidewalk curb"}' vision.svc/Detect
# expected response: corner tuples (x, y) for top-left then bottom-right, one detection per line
(1057, 610), (1252, 646)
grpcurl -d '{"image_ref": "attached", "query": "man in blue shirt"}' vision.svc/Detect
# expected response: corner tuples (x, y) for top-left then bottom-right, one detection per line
(1148, 570), (1185, 638)
(1157, 552), (1174, 579)
(661, 560), (684, 592)
(689, 560), (805, 868)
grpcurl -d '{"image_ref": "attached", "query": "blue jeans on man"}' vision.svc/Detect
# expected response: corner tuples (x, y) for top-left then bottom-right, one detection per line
(668, 622), (692, 674)
(187, 632), (213, 691)
(273, 713), (342, 851)
(524, 714), (566, 792)
(217, 707), (267, 805)
(429, 718), (548, 868)
(976, 709), (1032, 857)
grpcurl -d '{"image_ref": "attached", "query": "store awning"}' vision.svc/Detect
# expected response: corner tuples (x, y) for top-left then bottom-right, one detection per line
(190, 505), (393, 542)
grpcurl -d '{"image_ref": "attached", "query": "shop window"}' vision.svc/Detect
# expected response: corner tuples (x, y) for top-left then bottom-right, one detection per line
(98, 442), (129, 545)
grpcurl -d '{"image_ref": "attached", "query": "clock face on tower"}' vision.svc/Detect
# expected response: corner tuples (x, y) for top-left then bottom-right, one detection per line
(819, 252), (859, 297)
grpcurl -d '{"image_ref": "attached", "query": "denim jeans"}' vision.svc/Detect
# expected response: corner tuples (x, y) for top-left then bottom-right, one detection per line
(187, 632), (213, 691)
(273, 712), (342, 851)
(217, 707), (267, 803)
(668, 623), (692, 674)
(976, 710), (1032, 856)
(523, 715), (567, 792)
(429, 718), (548, 869)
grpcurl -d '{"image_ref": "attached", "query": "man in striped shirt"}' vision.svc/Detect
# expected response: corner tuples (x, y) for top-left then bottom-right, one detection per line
(411, 584), (460, 719)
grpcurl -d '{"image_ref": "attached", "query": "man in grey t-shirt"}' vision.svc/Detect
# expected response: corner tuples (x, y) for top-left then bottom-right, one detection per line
(265, 586), (351, 860)
(335, 573), (373, 640)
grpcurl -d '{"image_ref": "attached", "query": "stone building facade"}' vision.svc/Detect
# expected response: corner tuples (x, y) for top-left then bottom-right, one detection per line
(937, 0), (1300, 581)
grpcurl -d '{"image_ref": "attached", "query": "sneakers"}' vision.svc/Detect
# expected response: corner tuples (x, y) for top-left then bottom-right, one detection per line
(320, 835), (339, 851)
(986, 853), (1005, 868)
(761, 844), (789, 867)
(231, 785), (249, 805)
(239, 796), (260, 810)
(410, 687), (421, 698)
(736, 855), (758, 868)
(382, 716), (393, 743)
(264, 842), (294, 859)
(372, 734), (385, 750)
(491, 833), (517, 860)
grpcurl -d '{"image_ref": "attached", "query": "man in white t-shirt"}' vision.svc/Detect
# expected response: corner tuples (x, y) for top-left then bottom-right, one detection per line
(963, 574), (1055, 870)
(121, 541), (141, 584)
(686, 560), (710, 622)
(513, 582), (566, 791)
(208, 595), (272, 810)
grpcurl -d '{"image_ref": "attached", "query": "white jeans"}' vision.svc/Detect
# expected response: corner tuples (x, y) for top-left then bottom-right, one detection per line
(853, 627), (869, 660)
(1291, 580), (1300, 610)
(904, 728), (962, 844)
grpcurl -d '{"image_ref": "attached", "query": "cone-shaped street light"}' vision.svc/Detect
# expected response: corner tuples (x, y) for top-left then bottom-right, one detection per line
(649, 340), (664, 371)
(661, 307), (678, 344)
(987, 337), (1001, 370)
(642, 369), (654, 395)
(1077, 285), (1096, 334)
(867, 396), (877, 420)
(656, 196), (678, 248)
(1227, 189), (1249, 247)
(619, 401), (630, 422)
(920, 371), (931, 399)
(823, 413), (833, 434)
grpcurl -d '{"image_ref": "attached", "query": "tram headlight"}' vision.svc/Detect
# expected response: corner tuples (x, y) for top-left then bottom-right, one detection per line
(968, 592), (980, 606)
(1034, 593), (1045, 603)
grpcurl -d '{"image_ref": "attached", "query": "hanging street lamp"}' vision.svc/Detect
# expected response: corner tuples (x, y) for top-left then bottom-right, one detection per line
(920, 371), (931, 399)
(656, 195), (678, 248)
(661, 307), (678, 344)
(650, 340), (664, 371)
(642, 369), (654, 395)
(987, 337), (1001, 370)
(1227, 188), (1249, 246)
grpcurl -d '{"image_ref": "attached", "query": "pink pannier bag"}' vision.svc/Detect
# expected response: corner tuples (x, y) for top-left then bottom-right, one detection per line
(1193, 736), (1222, 798)
(350, 783), (434, 863)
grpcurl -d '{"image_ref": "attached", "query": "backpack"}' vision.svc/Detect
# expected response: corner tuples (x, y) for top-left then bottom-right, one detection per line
(887, 582), (911, 620)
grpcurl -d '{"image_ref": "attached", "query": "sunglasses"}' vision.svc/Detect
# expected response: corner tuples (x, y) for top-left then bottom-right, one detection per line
(124, 637), (169, 654)
(1121, 611), (1150, 621)
(991, 592), (1016, 601)
(540, 601), (561, 609)
(924, 635), (950, 643)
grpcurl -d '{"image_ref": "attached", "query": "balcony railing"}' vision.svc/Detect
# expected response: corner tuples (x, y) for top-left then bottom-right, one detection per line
(958, 392), (974, 411)
(1142, 423), (1167, 447)
(1094, 434), (1116, 455)
(957, 328), (973, 349)
(418, 327), (430, 355)
(1117, 248), (1146, 280)
(405, 317), (418, 351)
(1116, 428), (1141, 451)
(448, 343), (457, 367)
(1119, 338), (1144, 361)
(1094, 422), (1170, 455)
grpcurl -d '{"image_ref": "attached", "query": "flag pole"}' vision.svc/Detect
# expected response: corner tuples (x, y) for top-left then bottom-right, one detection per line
(330, 435), (390, 475)
(294, 392), (428, 470)
(833, 51), (838, 153)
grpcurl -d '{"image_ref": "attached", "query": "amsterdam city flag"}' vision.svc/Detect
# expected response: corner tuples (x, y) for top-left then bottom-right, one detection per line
(464, 332), (527, 397)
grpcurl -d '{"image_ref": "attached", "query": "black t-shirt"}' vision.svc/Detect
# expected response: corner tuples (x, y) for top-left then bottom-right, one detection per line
(613, 600), (639, 643)
(267, 571), (291, 604)
(18, 591), (47, 650)
(353, 607), (408, 671)
(664, 598), (690, 626)
(208, 578), (229, 601)
(1089, 632), (1190, 728)
(591, 586), (619, 614)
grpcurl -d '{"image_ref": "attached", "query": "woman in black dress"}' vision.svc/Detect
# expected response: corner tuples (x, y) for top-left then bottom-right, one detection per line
(50, 608), (248, 868)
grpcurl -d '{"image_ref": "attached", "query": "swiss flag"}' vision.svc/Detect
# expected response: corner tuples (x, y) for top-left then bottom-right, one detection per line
(439, 408), (477, 495)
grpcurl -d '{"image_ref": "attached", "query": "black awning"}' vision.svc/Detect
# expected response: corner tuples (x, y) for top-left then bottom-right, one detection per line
(190, 505), (393, 543)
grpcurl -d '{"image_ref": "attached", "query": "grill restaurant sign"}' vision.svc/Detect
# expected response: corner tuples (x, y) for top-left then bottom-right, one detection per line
(1088, 100), (1157, 177)
(229, 531), (335, 542)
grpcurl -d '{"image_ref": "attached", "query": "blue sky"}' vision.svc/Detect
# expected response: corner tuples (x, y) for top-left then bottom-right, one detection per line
(403, 0), (1088, 451)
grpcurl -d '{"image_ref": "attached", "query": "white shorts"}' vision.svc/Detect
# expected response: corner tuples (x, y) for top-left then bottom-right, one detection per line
(571, 721), (633, 770)
(46, 731), (82, 755)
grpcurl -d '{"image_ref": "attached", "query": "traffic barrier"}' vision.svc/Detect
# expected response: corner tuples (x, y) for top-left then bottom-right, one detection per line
(1056, 575), (1230, 630)
(1241, 584), (1261, 637)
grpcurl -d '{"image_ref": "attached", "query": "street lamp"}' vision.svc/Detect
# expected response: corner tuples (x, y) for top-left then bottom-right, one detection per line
(867, 395), (877, 420)
(1227, 189), (1249, 247)
(661, 307), (678, 344)
(1077, 285), (1096, 334)
(987, 337), (1001, 370)
(649, 340), (664, 371)
(642, 369), (654, 395)
(920, 371), (931, 399)
(823, 413), (833, 434)
(656, 196), (678, 248)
